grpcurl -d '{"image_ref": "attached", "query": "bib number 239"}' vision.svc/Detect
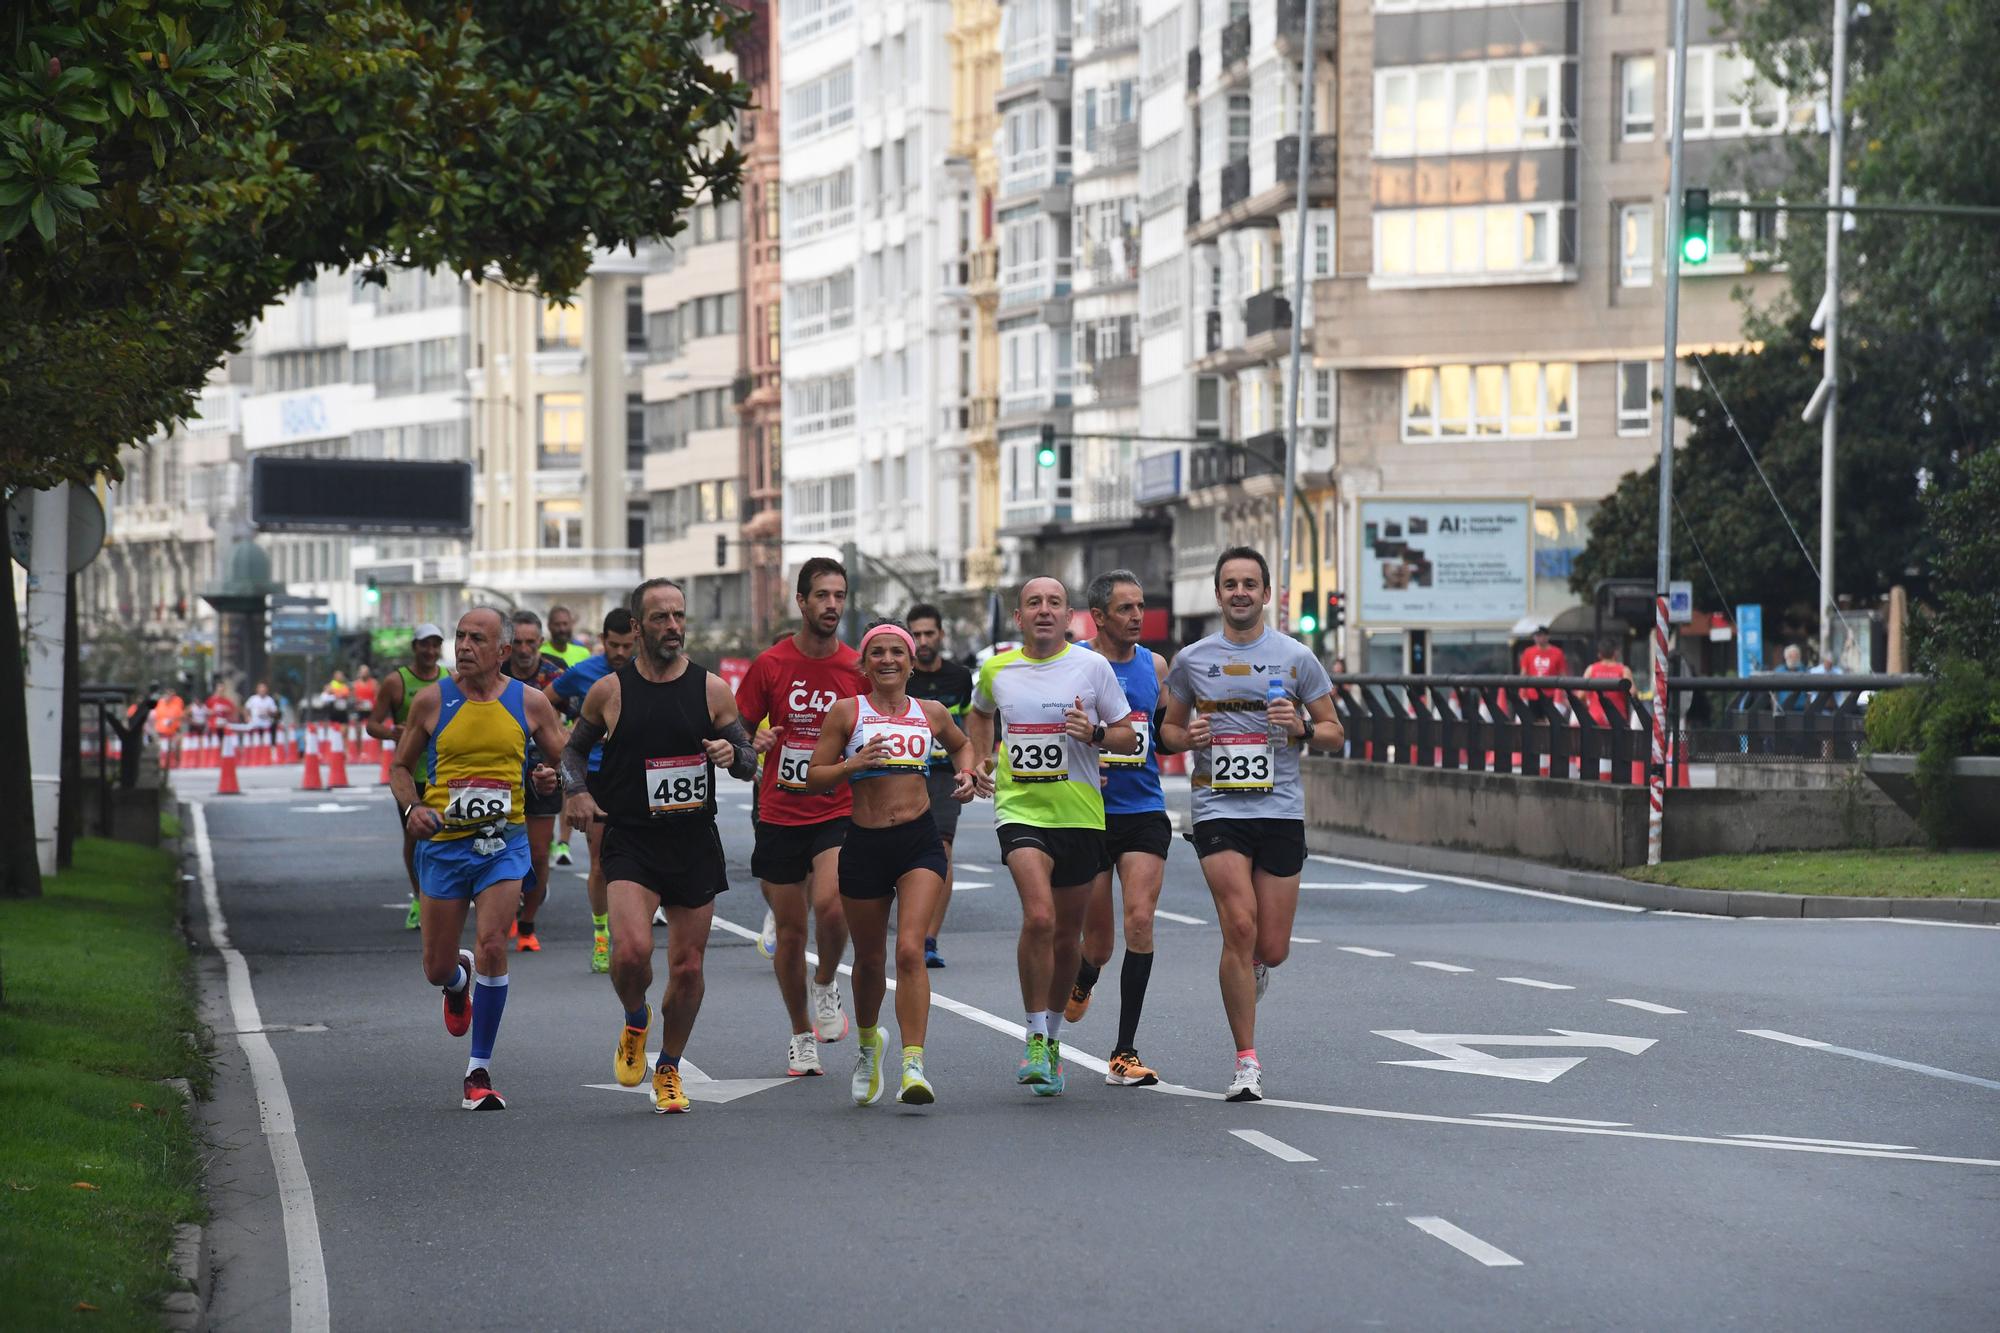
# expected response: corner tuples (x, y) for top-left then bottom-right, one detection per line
(1005, 722), (1069, 783)
(1210, 734), (1274, 792)
(646, 755), (709, 816)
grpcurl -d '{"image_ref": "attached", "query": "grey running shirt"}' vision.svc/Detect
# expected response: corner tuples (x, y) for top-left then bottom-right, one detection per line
(1165, 628), (1333, 824)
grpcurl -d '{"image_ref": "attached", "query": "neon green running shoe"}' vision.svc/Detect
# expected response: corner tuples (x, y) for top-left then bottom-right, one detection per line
(1033, 1038), (1066, 1097)
(403, 895), (421, 931)
(1017, 1033), (1051, 1085)
(851, 1026), (888, 1106)
(591, 930), (610, 975)
(898, 1053), (935, 1105)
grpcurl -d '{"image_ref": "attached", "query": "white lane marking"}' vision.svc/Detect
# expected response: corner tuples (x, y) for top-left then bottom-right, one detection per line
(1740, 1030), (2000, 1092)
(1308, 853), (1644, 912)
(1290, 936), (1322, 945)
(1729, 1134), (1916, 1151)
(1156, 909), (1209, 925)
(1339, 946), (1394, 958)
(1229, 1129), (1317, 1163)
(1497, 977), (1573, 990)
(1833, 916), (2000, 932)
(1607, 998), (1687, 1014)
(1477, 1113), (1632, 1128)
(288, 802), (367, 813)
(193, 804), (330, 1333)
(1376, 1029), (1656, 1084)
(954, 861), (995, 872)
(1653, 910), (1733, 920)
(1300, 881), (1424, 893)
(952, 880), (993, 891)
(1407, 1217), (1523, 1268)
(1410, 961), (1473, 973)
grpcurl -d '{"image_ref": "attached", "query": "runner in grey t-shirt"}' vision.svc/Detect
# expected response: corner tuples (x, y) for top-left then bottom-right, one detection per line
(1158, 546), (1343, 1105)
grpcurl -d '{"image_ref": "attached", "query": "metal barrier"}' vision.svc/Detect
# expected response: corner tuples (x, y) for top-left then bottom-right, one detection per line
(1327, 675), (1651, 783)
(1670, 674), (1923, 765)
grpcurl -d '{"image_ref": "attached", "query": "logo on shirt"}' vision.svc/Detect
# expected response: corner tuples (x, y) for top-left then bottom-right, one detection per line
(786, 683), (841, 714)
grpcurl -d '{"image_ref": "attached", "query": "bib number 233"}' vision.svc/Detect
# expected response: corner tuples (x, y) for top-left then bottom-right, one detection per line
(646, 755), (709, 816)
(1210, 734), (1274, 792)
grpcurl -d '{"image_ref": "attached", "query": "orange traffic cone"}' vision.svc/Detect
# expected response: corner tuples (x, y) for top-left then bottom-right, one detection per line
(216, 730), (242, 795)
(325, 725), (350, 788)
(301, 726), (323, 791)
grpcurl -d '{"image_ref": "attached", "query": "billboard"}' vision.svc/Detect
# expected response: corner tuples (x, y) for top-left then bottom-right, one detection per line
(251, 457), (473, 535)
(1357, 498), (1531, 624)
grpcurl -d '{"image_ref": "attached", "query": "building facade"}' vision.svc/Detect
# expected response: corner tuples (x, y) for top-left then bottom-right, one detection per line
(737, 0), (788, 639)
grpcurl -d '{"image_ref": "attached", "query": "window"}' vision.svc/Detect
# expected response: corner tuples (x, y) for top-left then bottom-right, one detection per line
(764, 302), (781, 364)
(1141, 133), (1181, 217)
(1227, 93), (1251, 162)
(537, 392), (584, 468)
(1374, 204), (1560, 279)
(1374, 57), (1568, 157)
(1618, 203), (1654, 287)
(786, 64), (855, 140)
(1402, 362), (1576, 440)
(624, 285), (646, 353)
(1618, 361), (1653, 435)
(1620, 56), (1656, 140)
(1673, 46), (1788, 140)
(1692, 191), (1785, 268)
(1141, 11), (1181, 94)
(625, 393), (646, 470)
(627, 500), (648, 550)
(786, 474), (857, 538)
(787, 371), (856, 437)
(538, 498), (583, 549)
(785, 167), (855, 241)
(1140, 260), (1181, 334)
(540, 301), (583, 350)
(785, 270), (854, 341)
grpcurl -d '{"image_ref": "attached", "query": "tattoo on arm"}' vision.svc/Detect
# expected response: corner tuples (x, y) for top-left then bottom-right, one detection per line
(717, 719), (757, 780)
(560, 717), (604, 794)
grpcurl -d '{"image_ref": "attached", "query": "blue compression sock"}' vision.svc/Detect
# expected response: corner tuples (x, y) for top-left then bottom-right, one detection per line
(624, 1004), (650, 1031)
(469, 972), (510, 1066)
(657, 1052), (679, 1072)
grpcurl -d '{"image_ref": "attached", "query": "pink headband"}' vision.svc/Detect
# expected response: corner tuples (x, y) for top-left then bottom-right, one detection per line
(859, 623), (916, 656)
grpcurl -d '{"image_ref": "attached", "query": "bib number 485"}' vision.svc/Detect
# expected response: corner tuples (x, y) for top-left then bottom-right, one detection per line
(646, 755), (709, 816)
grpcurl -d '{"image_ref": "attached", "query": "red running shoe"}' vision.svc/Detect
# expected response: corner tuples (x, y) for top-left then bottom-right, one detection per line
(442, 947), (474, 1037)
(461, 1067), (507, 1111)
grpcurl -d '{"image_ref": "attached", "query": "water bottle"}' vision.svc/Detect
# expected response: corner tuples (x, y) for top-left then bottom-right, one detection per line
(1266, 675), (1288, 768)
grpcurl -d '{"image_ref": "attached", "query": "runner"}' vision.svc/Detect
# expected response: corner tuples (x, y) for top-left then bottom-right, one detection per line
(244, 682), (280, 750)
(545, 605), (591, 865)
(561, 580), (757, 1114)
(966, 577), (1138, 1097)
(903, 602), (974, 968)
(546, 609), (640, 974)
(735, 557), (866, 1076)
(1157, 547), (1342, 1103)
(388, 607), (571, 1110)
(366, 625), (446, 930)
(1070, 570), (1175, 1087)
(501, 611), (566, 952)
(805, 620), (979, 1106)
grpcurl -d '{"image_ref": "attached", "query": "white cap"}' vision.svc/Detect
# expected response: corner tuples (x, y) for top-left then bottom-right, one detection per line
(413, 623), (446, 643)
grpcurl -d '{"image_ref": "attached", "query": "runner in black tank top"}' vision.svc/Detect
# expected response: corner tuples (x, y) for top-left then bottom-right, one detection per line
(560, 580), (758, 1113)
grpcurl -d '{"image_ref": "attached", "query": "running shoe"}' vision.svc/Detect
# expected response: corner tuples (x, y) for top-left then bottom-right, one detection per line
(1105, 1049), (1160, 1087)
(850, 1027), (888, 1106)
(614, 1006), (651, 1087)
(898, 1054), (935, 1105)
(924, 937), (945, 968)
(787, 1031), (823, 1077)
(756, 909), (778, 959)
(461, 1067), (507, 1111)
(515, 928), (540, 953)
(1016, 1033), (1052, 1086)
(1063, 982), (1093, 1024)
(650, 1063), (689, 1114)
(591, 931), (611, 975)
(403, 896), (421, 931)
(1226, 1057), (1264, 1103)
(1034, 1039), (1066, 1097)
(553, 840), (572, 866)
(1253, 960), (1270, 1003)
(809, 977), (848, 1042)
(441, 947), (474, 1037)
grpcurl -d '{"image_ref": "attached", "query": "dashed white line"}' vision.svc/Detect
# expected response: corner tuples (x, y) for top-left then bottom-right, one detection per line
(1741, 1029), (2000, 1091)
(1406, 1217), (1522, 1268)
(1410, 961), (1473, 974)
(1229, 1129), (1318, 1163)
(1477, 1113), (1631, 1128)
(1308, 853), (1644, 912)
(1156, 909), (1208, 925)
(954, 861), (994, 873)
(1290, 936), (1322, 945)
(1729, 1134), (1916, 1151)
(1653, 909), (1733, 920)
(1338, 946), (1394, 958)
(1497, 977), (1573, 990)
(1607, 998), (1686, 1015)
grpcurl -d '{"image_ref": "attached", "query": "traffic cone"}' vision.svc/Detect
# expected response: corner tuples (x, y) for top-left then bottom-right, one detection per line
(325, 725), (351, 788)
(216, 730), (242, 795)
(301, 726), (323, 791)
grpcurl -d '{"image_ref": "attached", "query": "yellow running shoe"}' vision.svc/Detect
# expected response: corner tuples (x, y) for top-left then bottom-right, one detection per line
(614, 1007), (650, 1087)
(650, 1063), (689, 1114)
(591, 930), (610, 975)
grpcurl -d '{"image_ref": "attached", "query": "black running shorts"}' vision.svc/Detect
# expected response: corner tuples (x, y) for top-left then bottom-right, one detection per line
(925, 765), (963, 841)
(601, 821), (730, 911)
(1106, 811), (1173, 863)
(1189, 817), (1307, 878)
(838, 814), (949, 900)
(996, 823), (1109, 890)
(751, 816), (851, 886)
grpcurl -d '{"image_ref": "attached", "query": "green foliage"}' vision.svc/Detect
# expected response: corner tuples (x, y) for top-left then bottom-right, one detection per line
(1, 0), (749, 489)
(1863, 680), (1924, 754)
(1910, 659), (2000, 847)
(1909, 449), (2000, 675)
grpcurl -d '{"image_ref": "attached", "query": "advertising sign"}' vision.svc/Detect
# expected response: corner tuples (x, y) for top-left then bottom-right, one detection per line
(1357, 499), (1530, 624)
(1736, 605), (1763, 677)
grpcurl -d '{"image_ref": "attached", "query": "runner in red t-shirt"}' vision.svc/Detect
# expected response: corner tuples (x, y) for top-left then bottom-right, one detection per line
(734, 557), (868, 1076)
(1582, 638), (1635, 728)
(1517, 625), (1569, 711)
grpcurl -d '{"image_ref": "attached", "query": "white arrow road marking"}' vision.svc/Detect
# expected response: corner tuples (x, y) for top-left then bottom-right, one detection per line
(1300, 881), (1424, 892)
(1156, 909), (1208, 925)
(585, 1056), (796, 1104)
(1375, 1029), (1657, 1083)
(1608, 998), (1686, 1015)
(1741, 1030), (2000, 1091)
(1406, 1217), (1523, 1268)
(1229, 1129), (1317, 1163)
(289, 802), (368, 813)
(1308, 853), (1643, 912)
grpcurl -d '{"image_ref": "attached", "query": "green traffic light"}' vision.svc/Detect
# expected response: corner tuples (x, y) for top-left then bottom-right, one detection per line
(1036, 446), (1057, 468)
(1682, 234), (1709, 264)
(1298, 613), (1318, 634)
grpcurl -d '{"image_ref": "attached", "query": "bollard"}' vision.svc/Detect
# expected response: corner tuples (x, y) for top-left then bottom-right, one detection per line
(216, 730), (242, 796)
(325, 725), (351, 788)
(301, 725), (323, 792)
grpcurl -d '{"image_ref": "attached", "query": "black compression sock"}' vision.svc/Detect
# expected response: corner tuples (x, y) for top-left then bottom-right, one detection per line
(1115, 949), (1154, 1054)
(1075, 959), (1102, 995)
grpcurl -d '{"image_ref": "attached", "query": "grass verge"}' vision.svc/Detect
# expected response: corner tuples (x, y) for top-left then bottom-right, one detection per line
(0, 838), (208, 1326)
(1626, 847), (2000, 898)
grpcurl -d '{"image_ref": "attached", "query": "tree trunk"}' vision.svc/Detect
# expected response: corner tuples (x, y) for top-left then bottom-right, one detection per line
(58, 571), (79, 869)
(0, 556), (43, 899)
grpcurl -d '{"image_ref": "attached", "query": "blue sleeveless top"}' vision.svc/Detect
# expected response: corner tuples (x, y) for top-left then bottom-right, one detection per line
(1082, 641), (1165, 816)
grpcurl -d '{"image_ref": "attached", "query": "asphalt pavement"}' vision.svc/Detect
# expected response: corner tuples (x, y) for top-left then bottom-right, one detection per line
(174, 763), (2000, 1331)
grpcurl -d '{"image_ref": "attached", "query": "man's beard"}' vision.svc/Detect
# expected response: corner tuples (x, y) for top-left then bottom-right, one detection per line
(648, 636), (681, 665)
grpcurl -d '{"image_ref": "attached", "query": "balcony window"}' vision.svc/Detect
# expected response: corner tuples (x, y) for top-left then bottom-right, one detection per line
(538, 498), (583, 550)
(1375, 57), (1569, 157)
(1001, 0), (1071, 86)
(1620, 56), (1656, 141)
(626, 500), (647, 550)
(1140, 259), (1181, 335)
(1402, 361), (1577, 441)
(1672, 46), (1790, 140)
(624, 285), (646, 353)
(785, 167), (855, 242)
(1618, 203), (1655, 287)
(784, 0), (854, 44)
(625, 393), (645, 471)
(785, 270), (855, 341)
(787, 371), (857, 438)
(1374, 205), (1560, 280)
(540, 302), (583, 351)
(785, 474), (856, 539)
(537, 392), (584, 468)
(786, 64), (855, 141)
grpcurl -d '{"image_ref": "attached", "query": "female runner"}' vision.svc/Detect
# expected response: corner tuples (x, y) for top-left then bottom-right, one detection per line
(806, 620), (984, 1105)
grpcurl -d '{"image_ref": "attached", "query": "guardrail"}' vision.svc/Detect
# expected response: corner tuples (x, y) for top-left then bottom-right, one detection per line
(1671, 673), (1922, 764)
(1329, 674), (1651, 783)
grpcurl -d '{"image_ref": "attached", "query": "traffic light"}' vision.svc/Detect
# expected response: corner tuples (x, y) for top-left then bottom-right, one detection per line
(714, 533), (728, 568)
(1297, 593), (1318, 636)
(363, 577), (380, 606)
(1037, 423), (1058, 469)
(1325, 591), (1345, 634)
(1680, 188), (1711, 265)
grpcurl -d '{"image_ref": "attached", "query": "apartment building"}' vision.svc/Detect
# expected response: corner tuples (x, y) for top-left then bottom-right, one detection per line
(468, 258), (650, 629)
(737, 0), (787, 638)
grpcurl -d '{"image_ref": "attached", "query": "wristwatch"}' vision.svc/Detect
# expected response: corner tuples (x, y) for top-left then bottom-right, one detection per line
(1090, 722), (1106, 745)
(399, 803), (416, 821)
(1299, 719), (1316, 747)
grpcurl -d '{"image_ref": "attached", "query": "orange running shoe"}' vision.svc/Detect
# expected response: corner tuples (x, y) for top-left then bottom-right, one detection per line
(1062, 982), (1093, 1024)
(515, 929), (541, 953)
(1105, 1049), (1159, 1087)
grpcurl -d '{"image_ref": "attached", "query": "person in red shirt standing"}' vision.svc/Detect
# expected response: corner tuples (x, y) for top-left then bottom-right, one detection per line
(1517, 625), (1570, 719)
(204, 686), (239, 734)
(1582, 638), (1635, 728)
(735, 557), (868, 1076)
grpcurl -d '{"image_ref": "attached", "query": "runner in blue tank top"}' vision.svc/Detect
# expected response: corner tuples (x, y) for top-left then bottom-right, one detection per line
(1068, 569), (1178, 1087)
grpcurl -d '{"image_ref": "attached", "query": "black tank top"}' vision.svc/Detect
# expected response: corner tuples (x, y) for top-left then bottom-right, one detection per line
(598, 660), (717, 828)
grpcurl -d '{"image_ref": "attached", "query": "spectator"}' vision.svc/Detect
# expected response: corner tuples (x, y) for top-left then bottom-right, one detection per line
(1809, 650), (1847, 709)
(1773, 643), (1808, 712)
(1582, 638), (1635, 728)
(351, 664), (378, 713)
(1518, 625), (1569, 717)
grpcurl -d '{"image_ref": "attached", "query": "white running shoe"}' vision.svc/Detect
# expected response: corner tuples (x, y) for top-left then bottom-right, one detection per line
(787, 1031), (822, 1077)
(1226, 1058), (1264, 1103)
(757, 909), (778, 959)
(850, 1027), (888, 1105)
(809, 977), (849, 1042)
(1253, 960), (1270, 1002)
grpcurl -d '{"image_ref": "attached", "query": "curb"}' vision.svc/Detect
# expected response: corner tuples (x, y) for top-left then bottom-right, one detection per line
(1302, 828), (2000, 923)
(161, 1077), (208, 1331)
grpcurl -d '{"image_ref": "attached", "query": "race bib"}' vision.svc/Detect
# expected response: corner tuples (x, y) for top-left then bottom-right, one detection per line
(776, 739), (816, 792)
(1210, 734), (1275, 792)
(859, 721), (929, 771)
(1101, 711), (1151, 768)
(442, 777), (513, 826)
(1005, 722), (1070, 784)
(645, 754), (709, 816)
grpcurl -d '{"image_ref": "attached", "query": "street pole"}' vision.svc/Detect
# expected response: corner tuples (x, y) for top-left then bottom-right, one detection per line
(1650, 0), (1691, 868)
(1277, 0), (1318, 636)
(25, 483), (71, 877)
(1819, 0), (1849, 661)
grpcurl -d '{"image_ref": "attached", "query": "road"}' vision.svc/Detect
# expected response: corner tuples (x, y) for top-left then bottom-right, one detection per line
(173, 763), (2000, 1331)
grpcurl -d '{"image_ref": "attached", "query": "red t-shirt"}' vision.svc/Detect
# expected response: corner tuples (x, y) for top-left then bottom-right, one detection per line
(735, 637), (867, 826)
(1583, 659), (1632, 726)
(204, 695), (238, 730)
(1518, 644), (1567, 703)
